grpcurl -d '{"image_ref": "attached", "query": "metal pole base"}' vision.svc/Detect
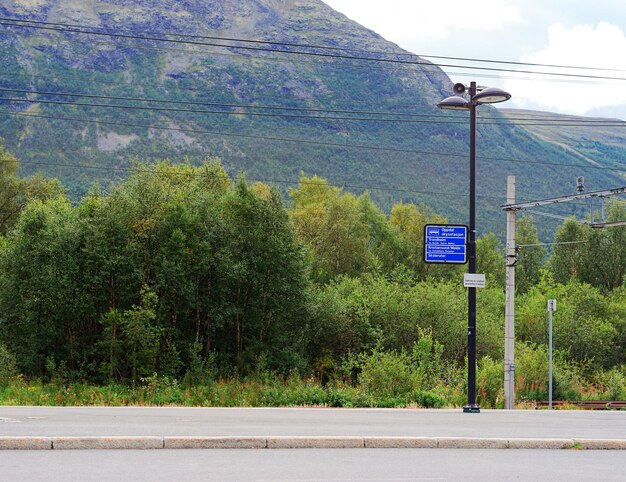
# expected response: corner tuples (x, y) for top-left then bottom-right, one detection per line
(463, 405), (481, 413)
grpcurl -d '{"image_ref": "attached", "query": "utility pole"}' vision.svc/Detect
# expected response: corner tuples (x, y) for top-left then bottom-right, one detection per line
(504, 176), (516, 410)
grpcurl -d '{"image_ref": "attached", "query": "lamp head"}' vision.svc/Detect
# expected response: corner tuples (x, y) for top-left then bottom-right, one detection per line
(437, 95), (469, 111)
(472, 87), (512, 104)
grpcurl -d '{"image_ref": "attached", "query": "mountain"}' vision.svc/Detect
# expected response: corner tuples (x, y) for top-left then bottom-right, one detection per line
(0, 0), (623, 237)
(500, 109), (626, 184)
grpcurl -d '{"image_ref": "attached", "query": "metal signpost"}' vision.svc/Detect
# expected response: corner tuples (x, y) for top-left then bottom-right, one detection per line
(438, 82), (511, 414)
(424, 225), (468, 264)
(547, 299), (557, 410)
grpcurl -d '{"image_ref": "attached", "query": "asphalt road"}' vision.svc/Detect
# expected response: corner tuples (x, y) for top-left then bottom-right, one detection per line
(1, 406), (625, 439)
(1, 448), (625, 481)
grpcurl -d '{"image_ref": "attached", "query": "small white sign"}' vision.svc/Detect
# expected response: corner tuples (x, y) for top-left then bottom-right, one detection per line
(548, 299), (557, 312)
(464, 273), (486, 288)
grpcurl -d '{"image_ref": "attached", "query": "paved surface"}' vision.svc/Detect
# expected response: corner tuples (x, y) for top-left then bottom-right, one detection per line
(2, 406), (625, 438)
(0, 407), (624, 450)
(2, 449), (626, 481)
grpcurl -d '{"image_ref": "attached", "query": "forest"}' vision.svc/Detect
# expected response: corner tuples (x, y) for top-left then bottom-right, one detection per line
(0, 143), (624, 408)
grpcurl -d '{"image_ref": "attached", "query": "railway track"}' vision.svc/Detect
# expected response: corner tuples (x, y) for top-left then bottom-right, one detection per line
(537, 400), (626, 410)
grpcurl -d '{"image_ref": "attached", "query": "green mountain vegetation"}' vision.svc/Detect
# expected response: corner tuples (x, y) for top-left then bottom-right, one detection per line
(0, 0), (623, 238)
(501, 108), (626, 183)
(0, 155), (624, 407)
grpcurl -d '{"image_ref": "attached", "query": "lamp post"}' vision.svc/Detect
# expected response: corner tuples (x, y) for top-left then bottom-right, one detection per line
(438, 81), (511, 413)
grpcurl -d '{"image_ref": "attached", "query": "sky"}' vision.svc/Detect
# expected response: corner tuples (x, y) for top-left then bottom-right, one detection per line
(323, 0), (626, 119)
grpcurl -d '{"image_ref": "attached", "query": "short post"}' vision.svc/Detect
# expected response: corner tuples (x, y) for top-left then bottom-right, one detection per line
(547, 299), (556, 410)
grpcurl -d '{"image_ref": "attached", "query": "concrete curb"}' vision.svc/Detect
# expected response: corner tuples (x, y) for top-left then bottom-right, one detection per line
(364, 437), (438, 449)
(438, 437), (509, 449)
(164, 436), (266, 449)
(0, 436), (624, 450)
(0, 437), (52, 450)
(508, 438), (574, 450)
(267, 436), (364, 449)
(52, 436), (163, 450)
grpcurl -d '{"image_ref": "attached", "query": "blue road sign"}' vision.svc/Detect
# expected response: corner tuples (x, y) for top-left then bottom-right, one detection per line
(424, 224), (468, 264)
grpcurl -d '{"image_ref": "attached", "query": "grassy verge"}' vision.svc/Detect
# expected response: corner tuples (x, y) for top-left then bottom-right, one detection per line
(0, 374), (449, 408)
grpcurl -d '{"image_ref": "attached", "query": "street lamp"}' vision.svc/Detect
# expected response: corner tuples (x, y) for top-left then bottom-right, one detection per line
(438, 82), (511, 414)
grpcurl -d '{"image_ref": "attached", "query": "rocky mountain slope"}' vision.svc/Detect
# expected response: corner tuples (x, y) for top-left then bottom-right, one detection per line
(0, 0), (621, 235)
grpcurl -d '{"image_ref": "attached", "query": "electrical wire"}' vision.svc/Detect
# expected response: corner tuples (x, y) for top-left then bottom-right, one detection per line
(1, 86), (623, 125)
(3, 18), (626, 82)
(1, 86), (624, 126)
(0, 96), (472, 124)
(0, 87), (466, 119)
(6, 157), (618, 229)
(3, 95), (625, 127)
(3, 28), (624, 92)
(0, 29), (445, 78)
(0, 156), (510, 201)
(2, 109), (626, 176)
(7, 15), (624, 75)
(1, 20), (624, 229)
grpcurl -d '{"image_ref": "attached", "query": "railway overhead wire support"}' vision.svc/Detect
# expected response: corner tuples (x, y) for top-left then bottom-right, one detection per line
(500, 179), (626, 409)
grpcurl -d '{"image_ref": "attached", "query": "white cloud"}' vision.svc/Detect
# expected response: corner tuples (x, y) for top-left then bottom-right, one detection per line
(503, 22), (626, 116)
(323, 0), (521, 41)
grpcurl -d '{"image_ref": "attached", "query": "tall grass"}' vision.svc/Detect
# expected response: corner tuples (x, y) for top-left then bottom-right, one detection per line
(0, 343), (622, 408)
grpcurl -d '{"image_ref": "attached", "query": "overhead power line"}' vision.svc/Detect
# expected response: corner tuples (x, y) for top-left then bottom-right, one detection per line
(2, 86), (625, 125)
(0, 87), (468, 121)
(0, 87), (462, 119)
(3, 94), (625, 127)
(2, 16), (625, 77)
(0, 29), (446, 79)
(2, 18), (626, 82)
(1, 96), (470, 124)
(0, 109), (468, 156)
(0, 156), (511, 202)
(6, 157), (619, 213)
(4, 29), (623, 89)
(2, 109), (626, 176)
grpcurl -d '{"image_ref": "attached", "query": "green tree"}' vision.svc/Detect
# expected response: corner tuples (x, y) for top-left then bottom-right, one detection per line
(550, 204), (626, 291)
(517, 279), (618, 372)
(549, 217), (588, 284)
(220, 179), (310, 372)
(290, 175), (370, 282)
(476, 232), (505, 288)
(580, 203), (626, 291)
(388, 202), (456, 279)
(98, 287), (162, 384)
(0, 140), (64, 234)
(0, 159), (311, 381)
(516, 215), (545, 293)
(0, 196), (92, 376)
(356, 193), (405, 273)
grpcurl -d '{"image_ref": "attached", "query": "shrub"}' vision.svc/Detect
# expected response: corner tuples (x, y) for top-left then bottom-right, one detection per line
(515, 342), (548, 401)
(514, 342), (587, 402)
(410, 330), (444, 391)
(358, 349), (415, 397)
(407, 390), (446, 408)
(476, 356), (503, 408)
(595, 367), (626, 400)
(0, 343), (17, 386)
